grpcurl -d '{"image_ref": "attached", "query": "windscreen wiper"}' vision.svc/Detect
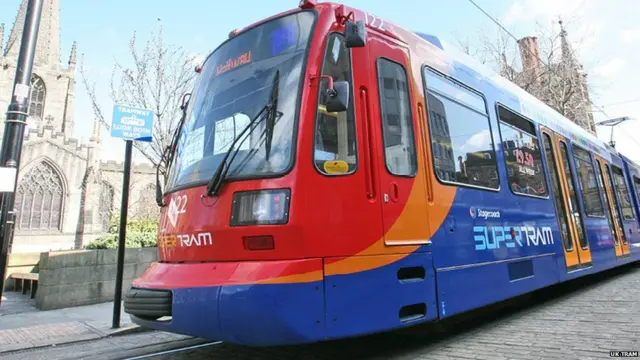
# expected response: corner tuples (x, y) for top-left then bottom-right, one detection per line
(265, 70), (279, 161)
(205, 104), (269, 197)
(155, 146), (170, 207)
(205, 70), (281, 197)
(205, 71), (282, 197)
(156, 94), (191, 207)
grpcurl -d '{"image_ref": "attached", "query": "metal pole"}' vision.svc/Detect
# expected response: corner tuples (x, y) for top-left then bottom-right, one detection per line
(610, 127), (616, 148)
(0, 0), (44, 307)
(112, 140), (132, 328)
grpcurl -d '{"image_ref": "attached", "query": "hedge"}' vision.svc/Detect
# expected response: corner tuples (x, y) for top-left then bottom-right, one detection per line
(85, 217), (159, 249)
(85, 232), (157, 249)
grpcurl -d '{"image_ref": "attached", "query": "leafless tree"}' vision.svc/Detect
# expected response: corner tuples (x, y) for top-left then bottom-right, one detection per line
(129, 182), (161, 220)
(454, 20), (597, 133)
(85, 172), (160, 235)
(80, 25), (201, 166)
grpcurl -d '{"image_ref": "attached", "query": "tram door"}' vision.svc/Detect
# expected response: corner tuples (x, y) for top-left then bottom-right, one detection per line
(365, 32), (430, 246)
(540, 127), (592, 270)
(593, 156), (630, 257)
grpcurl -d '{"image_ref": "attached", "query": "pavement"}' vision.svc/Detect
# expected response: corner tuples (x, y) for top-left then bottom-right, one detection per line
(1, 261), (638, 359)
(0, 291), (146, 354)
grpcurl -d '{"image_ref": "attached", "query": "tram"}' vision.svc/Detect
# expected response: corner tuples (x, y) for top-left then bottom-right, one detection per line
(123, 0), (640, 346)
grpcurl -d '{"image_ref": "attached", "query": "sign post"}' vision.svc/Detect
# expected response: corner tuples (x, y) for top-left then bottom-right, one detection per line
(110, 104), (153, 328)
(0, 0), (44, 308)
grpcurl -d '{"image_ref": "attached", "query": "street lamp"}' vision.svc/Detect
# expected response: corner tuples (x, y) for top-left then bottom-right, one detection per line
(596, 116), (634, 148)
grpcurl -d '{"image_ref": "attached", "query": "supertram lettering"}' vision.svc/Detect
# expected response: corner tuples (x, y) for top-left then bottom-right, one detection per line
(474, 226), (554, 251)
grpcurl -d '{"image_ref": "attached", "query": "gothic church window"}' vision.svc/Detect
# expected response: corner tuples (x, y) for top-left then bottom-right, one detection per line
(134, 183), (160, 220)
(14, 161), (64, 230)
(100, 182), (115, 231)
(29, 75), (46, 119)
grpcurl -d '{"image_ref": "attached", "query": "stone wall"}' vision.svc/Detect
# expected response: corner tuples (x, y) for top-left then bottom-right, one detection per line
(3, 252), (40, 291)
(35, 248), (157, 311)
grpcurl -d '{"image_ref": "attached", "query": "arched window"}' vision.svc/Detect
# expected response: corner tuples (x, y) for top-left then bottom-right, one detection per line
(99, 182), (115, 231)
(135, 183), (160, 220)
(14, 161), (64, 230)
(29, 75), (46, 119)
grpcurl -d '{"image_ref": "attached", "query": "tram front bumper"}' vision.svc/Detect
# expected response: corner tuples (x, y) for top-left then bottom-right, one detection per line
(125, 260), (325, 346)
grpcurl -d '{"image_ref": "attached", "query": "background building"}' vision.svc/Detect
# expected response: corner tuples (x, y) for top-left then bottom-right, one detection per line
(501, 21), (597, 134)
(0, 0), (157, 253)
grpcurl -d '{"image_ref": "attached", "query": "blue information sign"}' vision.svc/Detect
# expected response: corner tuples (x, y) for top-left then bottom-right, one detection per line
(110, 104), (154, 142)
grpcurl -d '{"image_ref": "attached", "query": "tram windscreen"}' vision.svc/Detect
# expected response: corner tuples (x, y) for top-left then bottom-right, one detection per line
(166, 11), (315, 191)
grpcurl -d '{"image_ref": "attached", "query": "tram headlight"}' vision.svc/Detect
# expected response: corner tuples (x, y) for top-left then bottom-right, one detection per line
(230, 189), (291, 226)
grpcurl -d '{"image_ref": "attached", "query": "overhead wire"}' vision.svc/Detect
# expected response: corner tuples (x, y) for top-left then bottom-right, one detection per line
(600, 98), (640, 107)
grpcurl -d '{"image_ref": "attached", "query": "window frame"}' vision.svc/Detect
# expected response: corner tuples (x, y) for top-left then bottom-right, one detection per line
(634, 176), (640, 206)
(311, 31), (359, 177)
(164, 9), (319, 195)
(610, 164), (636, 221)
(421, 65), (500, 192)
(570, 143), (606, 218)
(540, 130), (574, 251)
(100, 181), (115, 231)
(376, 56), (418, 178)
(495, 103), (549, 200)
(558, 139), (589, 250)
(29, 74), (46, 120)
(15, 160), (65, 232)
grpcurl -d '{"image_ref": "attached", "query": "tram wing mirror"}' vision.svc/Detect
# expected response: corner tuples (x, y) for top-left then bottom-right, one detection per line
(344, 20), (366, 48)
(325, 81), (349, 113)
(180, 93), (191, 110)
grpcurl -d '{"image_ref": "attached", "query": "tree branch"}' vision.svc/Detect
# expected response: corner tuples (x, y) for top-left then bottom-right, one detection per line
(80, 26), (199, 166)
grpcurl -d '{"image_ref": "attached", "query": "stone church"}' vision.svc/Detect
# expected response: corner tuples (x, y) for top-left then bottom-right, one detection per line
(501, 21), (597, 135)
(0, 0), (157, 254)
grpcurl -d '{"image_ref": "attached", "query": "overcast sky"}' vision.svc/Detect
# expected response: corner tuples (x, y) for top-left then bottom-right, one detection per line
(1, 0), (638, 163)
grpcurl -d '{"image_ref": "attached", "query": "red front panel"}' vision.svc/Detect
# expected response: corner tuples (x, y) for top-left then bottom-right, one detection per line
(158, 180), (305, 262)
(156, 3), (453, 267)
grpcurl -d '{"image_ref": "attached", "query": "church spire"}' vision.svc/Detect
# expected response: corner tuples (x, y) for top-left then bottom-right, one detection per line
(68, 40), (76, 67)
(87, 118), (101, 171)
(0, 24), (5, 56)
(5, 0), (63, 67)
(559, 19), (573, 66)
(89, 118), (100, 143)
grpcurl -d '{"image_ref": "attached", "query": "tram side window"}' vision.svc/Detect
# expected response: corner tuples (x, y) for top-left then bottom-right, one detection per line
(572, 146), (605, 217)
(635, 177), (640, 204)
(611, 166), (636, 220)
(423, 68), (499, 189)
(497, 106), (548, 197)
(377, 59), (417, 176)
(314, 34), (357, 175)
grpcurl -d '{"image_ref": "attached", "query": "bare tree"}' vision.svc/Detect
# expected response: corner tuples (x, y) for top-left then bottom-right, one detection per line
(454, 19), (597, 133)
(78, 170), (157, 236)
(80, 25), (201, 166)
(128, 181), (160, 220)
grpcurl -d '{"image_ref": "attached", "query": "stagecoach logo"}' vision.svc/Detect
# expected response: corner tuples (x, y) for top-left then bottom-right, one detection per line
(469, 206), (501, 219)
(167, 195), (187, 228)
